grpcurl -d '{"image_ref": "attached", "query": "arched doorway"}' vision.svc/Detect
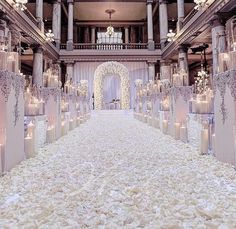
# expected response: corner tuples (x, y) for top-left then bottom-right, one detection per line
(94, 62), (130, 110)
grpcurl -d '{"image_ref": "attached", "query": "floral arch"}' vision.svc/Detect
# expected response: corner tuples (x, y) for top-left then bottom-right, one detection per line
(94, 61), (130, 110)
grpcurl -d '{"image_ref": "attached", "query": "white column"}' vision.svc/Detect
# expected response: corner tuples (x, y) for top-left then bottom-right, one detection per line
(53, 0), (61, 49)
(36, 0), (44, 31)
(160, 61), (171, 81)
(178, 44), (189, 85)
(67, 0), (74, 51)
(32, 45), (43, 86)
(211, 17), (226, 75)
(125, 27), (129, 43)
(91, 27), (96, 44)
(147, 0), (154, 50)
(159, 0), (168, 48)
(177, 0), (184, 32)
(148, 62), (155, 81)
(66, 62), (74, 82)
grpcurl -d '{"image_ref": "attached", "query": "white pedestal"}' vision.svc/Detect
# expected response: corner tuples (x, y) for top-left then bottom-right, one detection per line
(169, 86), (192, 137)
(25, 115), (47, 154)
(0, 70), (25, 172)
(214, 70), (236, 165)
(42, 88), (61, 140)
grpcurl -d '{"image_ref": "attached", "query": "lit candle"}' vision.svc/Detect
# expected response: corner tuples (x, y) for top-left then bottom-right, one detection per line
(27, 121), (35, 137)
(24, 134), (34, 159)
(46, 126), (55, 143)
(200, 101), (209, 114)
(61, 121), (67, 136)
(201, 128), (209, 155)
(174, 122), (181, 140)
(69, 119), (75, 130)
(162, 120), (168, 135)
(39, 99), (44, 115)
(154, 117), (160, 129)
(180, 125), (188, 143)
(77, 117), (81, 127)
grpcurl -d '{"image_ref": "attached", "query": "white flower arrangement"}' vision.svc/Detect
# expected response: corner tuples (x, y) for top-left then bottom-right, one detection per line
(159, 79), (171, 90)
(94, 62), (130, 110)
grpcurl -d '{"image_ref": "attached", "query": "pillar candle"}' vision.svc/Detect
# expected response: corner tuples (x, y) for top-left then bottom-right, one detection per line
(27, 121), (35, 137)
(162, 120), (168, 135)
(77, 117), (80, 127)
(200, 101), (209, 114)
(61, 121), (67, 136)
(69, 119), (74, 130)
(212, 134), (216, 155)
(174, 122), (181, 140)
(46, 127), (55, 143)
(39, 100), (44, 115)
(154, 117), (160, 129)
(24, 135), (34, 159)
(201, 128), (209, 155)
(180, 126), (188, 143)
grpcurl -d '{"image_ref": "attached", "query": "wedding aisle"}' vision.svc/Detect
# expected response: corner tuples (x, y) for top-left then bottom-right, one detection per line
(1, 111), (236, 228)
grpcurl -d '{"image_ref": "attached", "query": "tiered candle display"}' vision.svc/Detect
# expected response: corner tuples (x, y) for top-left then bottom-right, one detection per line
(24, 87), (45, 116)
(189, 89), (214, 114)
(171, 64), (188, 87)
(0, 51), (19, 73)
(64, 78), (76, 94)
(43, 64), (62, 88)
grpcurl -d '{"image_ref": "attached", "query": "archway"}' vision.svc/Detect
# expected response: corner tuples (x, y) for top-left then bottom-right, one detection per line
(94, 61), (130, 110)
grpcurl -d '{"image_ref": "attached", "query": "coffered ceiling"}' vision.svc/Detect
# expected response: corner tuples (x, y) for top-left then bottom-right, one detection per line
(74, 2), (147, 21)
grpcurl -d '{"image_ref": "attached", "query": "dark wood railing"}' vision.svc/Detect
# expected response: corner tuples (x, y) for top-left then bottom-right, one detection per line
(60, 43), (160, 50)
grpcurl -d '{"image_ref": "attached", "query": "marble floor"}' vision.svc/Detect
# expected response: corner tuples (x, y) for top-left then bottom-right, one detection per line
(1, 111), (236, 228)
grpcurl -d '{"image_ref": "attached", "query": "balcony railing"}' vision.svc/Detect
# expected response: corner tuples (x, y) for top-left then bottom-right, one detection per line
(182, 8), (198, 27)
(24, 9), (38, 27)
(60, 43), (161, 50)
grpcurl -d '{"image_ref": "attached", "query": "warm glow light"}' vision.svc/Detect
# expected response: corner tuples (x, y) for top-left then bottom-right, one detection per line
(194, 0), (208, 10)
(45, 29), (55, 42)
(106, 25), (115, 37)
(13, 0), (28, 11)
(167, 30), (176, 42)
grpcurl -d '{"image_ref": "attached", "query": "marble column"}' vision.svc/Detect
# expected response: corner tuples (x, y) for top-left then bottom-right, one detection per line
(67, 0), (74, 51)
(159, 0), (168, 48)
(147, 0), (154, 50)
(177, 0), (184, 32)
(32, 45), (43, 86)
(178, 44), (189, 85)
(91, 27), (96, 44)
(211, 16), (226, 75)
(66, 62), (74, 82)
(36, 0), (44, 31)
(160, 60), (171, 81)
(53, 0), (61, 49)
(125, 27), (129, 44)
(148, 62), (155, 81)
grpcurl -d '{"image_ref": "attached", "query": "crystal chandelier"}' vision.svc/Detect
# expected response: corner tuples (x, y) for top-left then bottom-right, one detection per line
(45, 30), (54, 42)
(13, 0), (28, 11)
(195, 51), (209, 94)
(194, 0), (208, 10)
(105, 9), (115, 37)
(167, 29), (176, 42)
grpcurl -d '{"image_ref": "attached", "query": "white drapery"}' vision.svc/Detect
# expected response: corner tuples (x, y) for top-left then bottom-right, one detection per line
(73, 61), (148, 109)
(103, 74), (120, 104)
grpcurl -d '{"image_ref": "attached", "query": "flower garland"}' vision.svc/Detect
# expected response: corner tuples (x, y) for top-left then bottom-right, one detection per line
(94, 62), (130, 110)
